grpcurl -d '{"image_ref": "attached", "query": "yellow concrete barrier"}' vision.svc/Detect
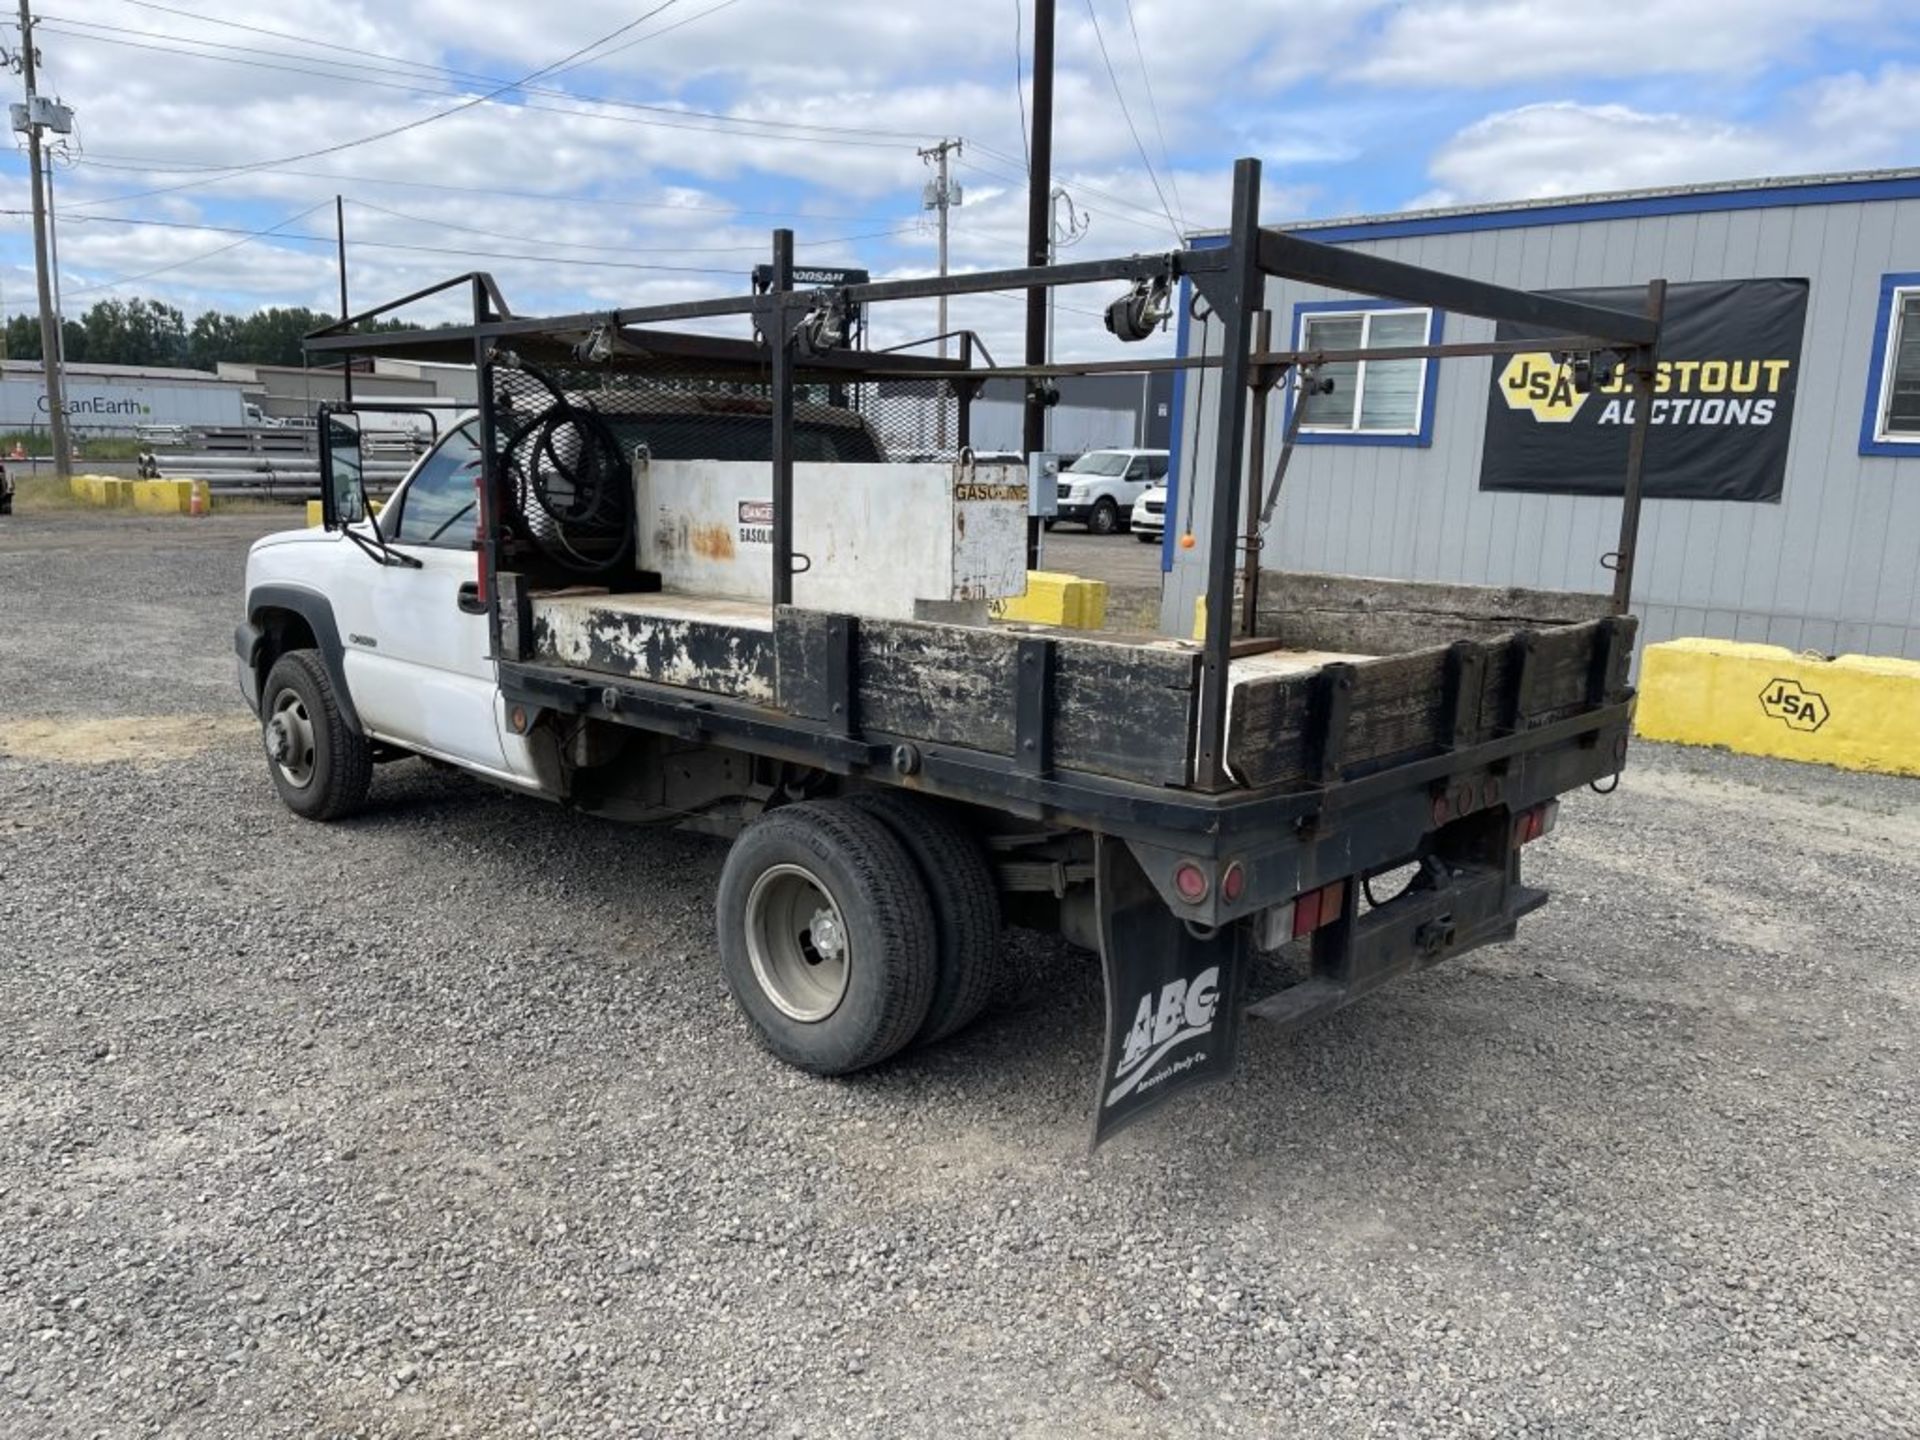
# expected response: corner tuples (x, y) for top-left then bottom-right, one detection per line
(73, 474), (134, 507)
(131, 478), (208, 514)
(304, 498), (381, 526)
(991, 570), (1108, 629)
(1636, 638), (1920, 778)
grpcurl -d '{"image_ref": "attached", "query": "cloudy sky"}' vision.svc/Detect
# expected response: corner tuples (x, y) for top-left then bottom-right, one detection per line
(2, 0), (1917, 360)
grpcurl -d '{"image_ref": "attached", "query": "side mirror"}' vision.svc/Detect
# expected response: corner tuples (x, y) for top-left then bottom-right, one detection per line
(320, 408), (367, 529)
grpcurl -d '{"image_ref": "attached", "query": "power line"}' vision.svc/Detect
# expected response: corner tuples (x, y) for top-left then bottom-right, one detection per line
(1121, 0), (1185, 233)
(69, 152), (905, 225)
(58, 5), (934, 144)
(1080, 0), (1180, 242)
(53, 1), (701, 210)
(5, 208), (745, 275)
(344, 196), (924, 256)
(58, 199), (333, 297)
(36, 22), (915, 161)
(543, 0), (743, 78)
(1011, 0), (1029, 173)
(950, 153), (1169, 238)
(962, 141), (1192, 231)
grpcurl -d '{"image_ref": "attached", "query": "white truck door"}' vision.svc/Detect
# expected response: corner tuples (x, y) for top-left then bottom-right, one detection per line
(338, 422), (511, 775)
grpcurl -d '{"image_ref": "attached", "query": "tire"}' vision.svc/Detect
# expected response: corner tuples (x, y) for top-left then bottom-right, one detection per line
(716, 800), (937, 1074)
(1042, 518), (1057, 531)
(1088, 498), (1120, 535)
(260, 649), (372, 821)
(846, 790), (1003, 1044)
(1136, 530), (1159, 543)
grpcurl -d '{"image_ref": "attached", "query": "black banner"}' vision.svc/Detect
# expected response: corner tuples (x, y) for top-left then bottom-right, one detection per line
(1479, 277), (1808, 502)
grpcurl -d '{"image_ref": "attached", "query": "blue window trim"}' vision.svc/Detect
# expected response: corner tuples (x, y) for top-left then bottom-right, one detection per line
(1859, 270), (1920, 458)
(1282, 300), (1444, 449)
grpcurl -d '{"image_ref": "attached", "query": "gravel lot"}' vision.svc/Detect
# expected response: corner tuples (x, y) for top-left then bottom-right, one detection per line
(2, 509), (1916, 1439)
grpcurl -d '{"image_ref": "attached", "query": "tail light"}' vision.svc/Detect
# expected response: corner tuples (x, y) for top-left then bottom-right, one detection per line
(1255, 878), (1348, 950)
(1512, 800), (1560, 846)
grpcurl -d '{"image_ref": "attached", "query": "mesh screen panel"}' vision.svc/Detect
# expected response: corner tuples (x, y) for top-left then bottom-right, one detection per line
(486, 355), (963, 578)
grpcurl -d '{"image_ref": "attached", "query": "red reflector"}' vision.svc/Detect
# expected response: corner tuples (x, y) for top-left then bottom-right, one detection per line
(1512, 801), (1560, 847)
(1290, 879), (1347, 938)
(1321, 879), (1346, 920)
(1173, 861), (1209, 903)
(1221, 862), (1246, 904)
(1291, 888), (1320, 937)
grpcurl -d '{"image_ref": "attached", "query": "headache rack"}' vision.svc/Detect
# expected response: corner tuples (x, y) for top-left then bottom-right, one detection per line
(302, 156), (1661, 833)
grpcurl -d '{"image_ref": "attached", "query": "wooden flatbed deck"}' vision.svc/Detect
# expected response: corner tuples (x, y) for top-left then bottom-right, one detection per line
(525, 574), (1627, 796)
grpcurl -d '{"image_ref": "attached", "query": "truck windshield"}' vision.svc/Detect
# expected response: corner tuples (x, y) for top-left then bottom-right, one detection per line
(1066, 452), (1130, 476)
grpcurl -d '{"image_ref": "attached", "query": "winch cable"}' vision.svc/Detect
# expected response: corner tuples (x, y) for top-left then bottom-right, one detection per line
(497, 361), (633, 575)
(1178, 299), (1211, 545)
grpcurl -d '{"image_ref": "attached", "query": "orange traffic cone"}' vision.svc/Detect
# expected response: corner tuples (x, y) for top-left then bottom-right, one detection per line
(8, 441), (23, 460)
(188, 482), (206, 518)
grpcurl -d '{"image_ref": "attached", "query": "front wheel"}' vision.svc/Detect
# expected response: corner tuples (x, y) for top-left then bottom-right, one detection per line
(717, 801), (937, 1074)
(260, 649), (372, 821)
(1136, 530), (1159, 543)
(1088, 498), (1120, 535)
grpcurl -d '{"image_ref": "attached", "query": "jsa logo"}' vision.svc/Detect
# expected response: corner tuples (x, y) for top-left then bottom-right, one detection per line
(1759, 677), (1830, 733)
(1105, 967), (1219, 1106)
(1498, 353), (1587, 423)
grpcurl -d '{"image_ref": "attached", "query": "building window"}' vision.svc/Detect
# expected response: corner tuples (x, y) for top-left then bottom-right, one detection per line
(1860, 272), (1920, 456)
(1290, 302), (1443, 448)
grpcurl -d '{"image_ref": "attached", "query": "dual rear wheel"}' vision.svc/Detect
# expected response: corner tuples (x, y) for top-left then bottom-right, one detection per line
(716, 793), (1003, 1074)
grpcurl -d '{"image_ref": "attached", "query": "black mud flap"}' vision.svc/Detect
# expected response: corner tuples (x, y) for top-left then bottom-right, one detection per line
(1091, 835), (1248, 1148)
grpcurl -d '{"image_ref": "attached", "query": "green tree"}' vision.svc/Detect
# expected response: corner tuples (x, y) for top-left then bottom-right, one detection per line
(186, 310), (245, 371)
(77, 297), (189, 367)
(234, 306), (335, 366)
(4, 313), (89, 363)
(5, 298), (423, 369)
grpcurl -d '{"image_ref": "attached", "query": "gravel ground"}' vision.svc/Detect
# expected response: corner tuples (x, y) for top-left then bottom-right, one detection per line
(2, 509), (1916, 1439)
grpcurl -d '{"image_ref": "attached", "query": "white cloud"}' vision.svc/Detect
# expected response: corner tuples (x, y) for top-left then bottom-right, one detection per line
(1416, 68), (1920, 206)
(1353, 0), (1889, 87)
(6, 0), (1914, 369)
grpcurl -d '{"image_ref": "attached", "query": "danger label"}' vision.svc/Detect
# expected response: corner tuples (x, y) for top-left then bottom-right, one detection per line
(737, 499), (774, 546)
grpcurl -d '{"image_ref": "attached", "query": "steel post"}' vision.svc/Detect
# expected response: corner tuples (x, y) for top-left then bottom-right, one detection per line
(1240, 309), (1272, 637)
(769, 229), (796, 607)
(1194, 159), (1264, 791)
(1610, 278), (1667, 613)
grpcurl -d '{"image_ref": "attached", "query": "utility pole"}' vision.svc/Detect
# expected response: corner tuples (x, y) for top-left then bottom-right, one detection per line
(919, 138), (961, 449)
(1044, 184), (1088, 369)
(1023, 0), (1055, 568)
(45, 155), (64, 373)
(1044, 186), (1086, 451)
(336, 194), (352, 404)
(15, 0), (72, 481)
(918, 139), (963, 358)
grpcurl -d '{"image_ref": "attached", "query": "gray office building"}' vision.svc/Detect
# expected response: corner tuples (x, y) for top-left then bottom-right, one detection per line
(1162, 168), (1920, 659)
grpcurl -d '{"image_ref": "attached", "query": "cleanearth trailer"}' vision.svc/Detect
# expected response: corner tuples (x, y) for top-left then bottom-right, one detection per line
(238, 159), (1664, 1145)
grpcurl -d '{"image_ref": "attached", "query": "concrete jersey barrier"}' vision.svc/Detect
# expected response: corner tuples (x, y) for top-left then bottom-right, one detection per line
(1636, 637), (1920, 778)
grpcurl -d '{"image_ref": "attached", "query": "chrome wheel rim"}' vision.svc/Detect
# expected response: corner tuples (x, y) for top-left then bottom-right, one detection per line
(745, 863), (849, 1022)
(265, 687), (317, 789)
